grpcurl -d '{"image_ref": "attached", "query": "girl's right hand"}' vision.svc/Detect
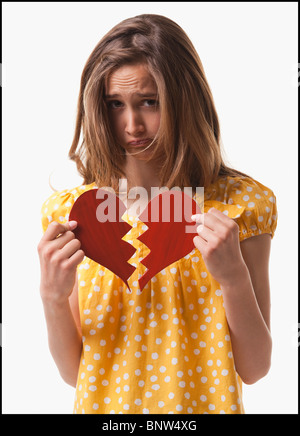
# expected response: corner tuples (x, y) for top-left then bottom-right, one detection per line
(37, 220), (85, 305)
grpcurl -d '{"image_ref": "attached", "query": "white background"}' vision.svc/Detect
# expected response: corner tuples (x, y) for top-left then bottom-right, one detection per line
(2, 2), (298, 414)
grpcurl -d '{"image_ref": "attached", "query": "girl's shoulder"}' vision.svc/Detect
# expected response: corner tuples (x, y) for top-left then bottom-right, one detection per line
(206, 175), (276, 201)
(40, 182), (96, 233)
(205, 175), (278, 241)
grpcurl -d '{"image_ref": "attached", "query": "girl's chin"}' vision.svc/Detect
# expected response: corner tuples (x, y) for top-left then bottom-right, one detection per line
(125, 146), (154, 158)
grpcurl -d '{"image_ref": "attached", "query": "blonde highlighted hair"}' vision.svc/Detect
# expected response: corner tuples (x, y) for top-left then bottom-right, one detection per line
(69, 13), (250, 193)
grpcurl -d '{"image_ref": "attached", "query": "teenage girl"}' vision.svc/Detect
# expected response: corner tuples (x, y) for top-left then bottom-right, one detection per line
(38, 14), (278, 414)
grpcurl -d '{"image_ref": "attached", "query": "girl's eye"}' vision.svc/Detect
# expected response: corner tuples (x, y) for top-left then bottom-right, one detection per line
(107, 100), (123, 109)
(144, 99), (159, 107)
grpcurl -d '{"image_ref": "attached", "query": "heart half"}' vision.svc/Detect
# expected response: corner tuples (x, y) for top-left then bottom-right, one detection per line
(137, 190), (202, 291)
(69, 189), (136, 290)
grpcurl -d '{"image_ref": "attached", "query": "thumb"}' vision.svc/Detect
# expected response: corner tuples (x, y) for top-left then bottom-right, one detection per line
(68, 220), (78, 231)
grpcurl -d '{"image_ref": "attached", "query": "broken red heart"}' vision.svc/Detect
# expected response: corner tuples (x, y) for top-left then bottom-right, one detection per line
(69, 188), (202, 292)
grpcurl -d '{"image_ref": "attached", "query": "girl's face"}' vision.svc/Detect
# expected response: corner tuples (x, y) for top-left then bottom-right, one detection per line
(105, 63), (161, 157)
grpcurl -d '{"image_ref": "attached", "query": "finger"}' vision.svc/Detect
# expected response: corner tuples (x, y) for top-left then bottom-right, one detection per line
(193, 235), (207, 253)
(43, 220), (77, 242)
(193, 212), (227, 234)
(207, 208), (240, 235)
(200, 212), (229, 233)
(54, 230), (76, 250)
(63, 248), (85, 270)
(191, 213), (203, 222)
(196, 224), (218, 244)
(59, 238), (82, 259)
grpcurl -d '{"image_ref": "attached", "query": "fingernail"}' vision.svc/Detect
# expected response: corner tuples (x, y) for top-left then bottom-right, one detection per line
(191, 214), (200, 221)
(68, 220), (77, 230)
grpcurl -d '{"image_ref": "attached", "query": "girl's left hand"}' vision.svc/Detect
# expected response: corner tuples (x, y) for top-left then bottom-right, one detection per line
(192, 207), (246, 286)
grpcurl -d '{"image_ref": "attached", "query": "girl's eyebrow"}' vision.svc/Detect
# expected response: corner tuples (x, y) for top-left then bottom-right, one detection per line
(104, 92), (158, 99)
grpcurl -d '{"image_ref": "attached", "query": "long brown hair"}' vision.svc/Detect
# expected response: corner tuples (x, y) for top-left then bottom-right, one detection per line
(69, 14), (250, 193)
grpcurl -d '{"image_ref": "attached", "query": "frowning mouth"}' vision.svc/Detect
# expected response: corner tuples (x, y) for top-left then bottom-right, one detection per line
(127, 138), (152, 147)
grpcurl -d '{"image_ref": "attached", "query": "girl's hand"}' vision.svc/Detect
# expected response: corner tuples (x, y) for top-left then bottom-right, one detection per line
(192, 208), (246, 286)
(38, 220), (85, 305)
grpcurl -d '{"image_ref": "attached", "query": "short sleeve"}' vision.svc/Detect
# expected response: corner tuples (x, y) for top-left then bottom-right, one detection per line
(40, 189), (76, 233)
(225, 177), (278, 241)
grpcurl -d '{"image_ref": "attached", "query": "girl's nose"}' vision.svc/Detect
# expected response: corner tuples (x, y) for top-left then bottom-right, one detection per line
(125, 109), (145, 136)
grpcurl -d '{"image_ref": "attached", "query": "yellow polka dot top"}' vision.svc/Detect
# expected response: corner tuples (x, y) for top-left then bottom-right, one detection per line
(40, 175), (278, 414)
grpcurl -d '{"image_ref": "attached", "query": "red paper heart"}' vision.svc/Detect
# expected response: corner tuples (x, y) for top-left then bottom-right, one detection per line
(69, 189), (136, 290)
(137, 190), (202, 291)
(69, 188), (202, 292)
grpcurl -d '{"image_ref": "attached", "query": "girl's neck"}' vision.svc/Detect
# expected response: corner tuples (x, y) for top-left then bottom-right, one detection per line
(122, 155), (161, 195)
(117, 156), (161, 216)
